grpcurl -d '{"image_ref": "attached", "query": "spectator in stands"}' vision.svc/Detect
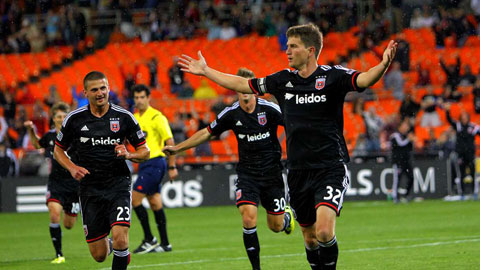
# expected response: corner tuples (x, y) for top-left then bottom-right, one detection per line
(211, 96), (229, 116)
(194, 79), (218, 99)
(46, 10), (60, 46)
(13, 105), (28, 148)
(416, 64), (431, 86)
(147, 57), (158, 89)
(420, 86), (442, 127)
(352, 96), (365, 115)
(0, 140), (18, 178)
(473, 78), (480, 113)
(0, 110), (7, 143)
(384, 61), (405, 100)
(20, 18), (45, 52)
(440, 55), (461, 91)
(44, 85), (61, 108)
(120, 63), (139, 111)
(1, 91), (16, 127)
(393, 36), (410, 72)
(194, 112), (212, 156)
(178, 81), (194, 98)
(168, 56), (185, 95)
(352, 134), (368, 158)
(399, 91), (420, 124)
(362, 107), (383, 154)
(410, 7), (436, 29)
(219, 20), (237, 40)
(442, 85), (462, 102)
(207, 18), (222, 40)
(460, 65), (476, 86)
(170, 113), (187, 147)
(71, 86), (88, 109)
(31, 100), (48, 136)
(16, 85), (35, 105)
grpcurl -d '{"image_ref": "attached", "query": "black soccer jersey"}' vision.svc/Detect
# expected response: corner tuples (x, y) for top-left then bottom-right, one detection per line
(390, 132), (413, 165)
(55, 104), (146, 195)
(446, 111), (480, 157)
(248, 65), (365, 170)
(39, 130), (78, 189)
(207, 98), (283, 177)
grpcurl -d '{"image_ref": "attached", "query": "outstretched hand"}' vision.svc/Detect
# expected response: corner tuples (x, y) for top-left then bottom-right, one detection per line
(382, 40), (398, 68)
(178, 51), (208, 76)
(162, 145), (178, 156)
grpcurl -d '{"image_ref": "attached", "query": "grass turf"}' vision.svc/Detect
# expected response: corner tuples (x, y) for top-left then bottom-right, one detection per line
(0, 200), (479, 269)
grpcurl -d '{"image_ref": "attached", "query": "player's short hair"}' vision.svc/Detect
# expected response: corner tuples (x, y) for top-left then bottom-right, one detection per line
(83, 71), (107, 89)
(236, 68), (255, 79)
(51, 101), (70, 116)
(286, 23), (323, 59)
(132, 84), (151, 97)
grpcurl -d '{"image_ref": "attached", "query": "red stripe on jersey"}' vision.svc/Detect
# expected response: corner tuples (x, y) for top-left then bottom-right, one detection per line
(248, 79), (260, 95)
(299, 222), (314, 227)
(207, 125), (212, 134)
(54, 141), (67, 150)
(47, 198), (61, 205)
(86, 233), (108, 243)
(111, 221), (130, 227)
(267, 210), (285, 215)
(65, 212), (78, 217)
(236, 200), (257, 206)
(135, 140), (146, 147)
(315, 202), (339, 213)
(352, 72), (359, 91)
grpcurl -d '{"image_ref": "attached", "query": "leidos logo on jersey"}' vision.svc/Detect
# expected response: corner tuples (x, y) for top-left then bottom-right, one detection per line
(285, 92), (327, 104)
(246, 132), (270, 142)
(81, 136), (121, 146)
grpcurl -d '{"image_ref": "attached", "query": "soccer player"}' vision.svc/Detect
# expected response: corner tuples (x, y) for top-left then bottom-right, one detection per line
(178, 23), (397, 269)
(54, 71), (150, 270)
(24, 102), (79, 264)
(444, 103), (480, 199)
(131, 84), (178, 254)
(163, 68), (294, 270)
(390, 120), (416, 203)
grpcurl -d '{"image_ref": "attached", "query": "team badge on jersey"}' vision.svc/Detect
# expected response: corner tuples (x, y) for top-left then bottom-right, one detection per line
(83, 225), (88, 236)
(257, 113), (267, 126)
(315, 78), (326, 90)
(110, 120), (120, 133)
(236, 189), (242, 200)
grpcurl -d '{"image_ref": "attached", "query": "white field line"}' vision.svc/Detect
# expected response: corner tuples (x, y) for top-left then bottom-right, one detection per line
(99, 237), (480, 269)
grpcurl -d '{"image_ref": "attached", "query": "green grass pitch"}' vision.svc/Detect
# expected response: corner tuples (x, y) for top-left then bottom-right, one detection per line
(1, 200), (479, 269)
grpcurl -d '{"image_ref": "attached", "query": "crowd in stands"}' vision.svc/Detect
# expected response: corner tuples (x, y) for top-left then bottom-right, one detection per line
(1, 0), (480, 176)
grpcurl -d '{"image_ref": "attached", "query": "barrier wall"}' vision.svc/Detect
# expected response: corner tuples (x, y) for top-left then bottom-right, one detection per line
(0, 158), (449, 212)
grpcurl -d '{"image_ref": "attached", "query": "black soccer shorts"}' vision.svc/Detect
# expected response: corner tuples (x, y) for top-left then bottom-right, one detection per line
(287, 164), (349, 227)
(46, 181), (80, 216)
(235, 173), (286, 215)
(80, 190), (131, 243)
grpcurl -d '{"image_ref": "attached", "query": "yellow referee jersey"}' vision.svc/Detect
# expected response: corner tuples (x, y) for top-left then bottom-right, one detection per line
(134, 106), (173, 159)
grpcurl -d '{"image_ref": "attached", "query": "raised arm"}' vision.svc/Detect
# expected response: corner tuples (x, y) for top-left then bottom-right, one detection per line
(24, 121), (41, 149)
(163, 128), (213, 156)
(178, 51), (253, 94)
(443, 103), (456, 127)
(357, 40), (398, 88)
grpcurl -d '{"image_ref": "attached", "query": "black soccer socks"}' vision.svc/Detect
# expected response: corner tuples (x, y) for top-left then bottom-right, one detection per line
(318, 236), (338, 269)
(305, 244), (320, 269)
(49, 223), (62, 257)
(133, 205), (154, 242)
(243, 226), (260, 270)
(154, 208), (169, 246)
(112, 248), (130, 270)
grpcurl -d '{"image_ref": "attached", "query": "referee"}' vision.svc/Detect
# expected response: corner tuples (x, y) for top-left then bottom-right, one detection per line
(131, 84), (178, 254)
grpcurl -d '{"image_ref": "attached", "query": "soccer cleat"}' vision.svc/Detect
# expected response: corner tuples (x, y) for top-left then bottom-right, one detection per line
(150, 244), (172, 253)
(50, 256), (65, 264)
(284, 205), (295, 235)
(133, 237), (159, 254)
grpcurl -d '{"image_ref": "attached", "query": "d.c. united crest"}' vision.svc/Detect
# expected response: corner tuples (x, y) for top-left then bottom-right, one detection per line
(315, 78), (326, 90)
(110, 120), (120, 132)
(258, 114), (267, 126)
